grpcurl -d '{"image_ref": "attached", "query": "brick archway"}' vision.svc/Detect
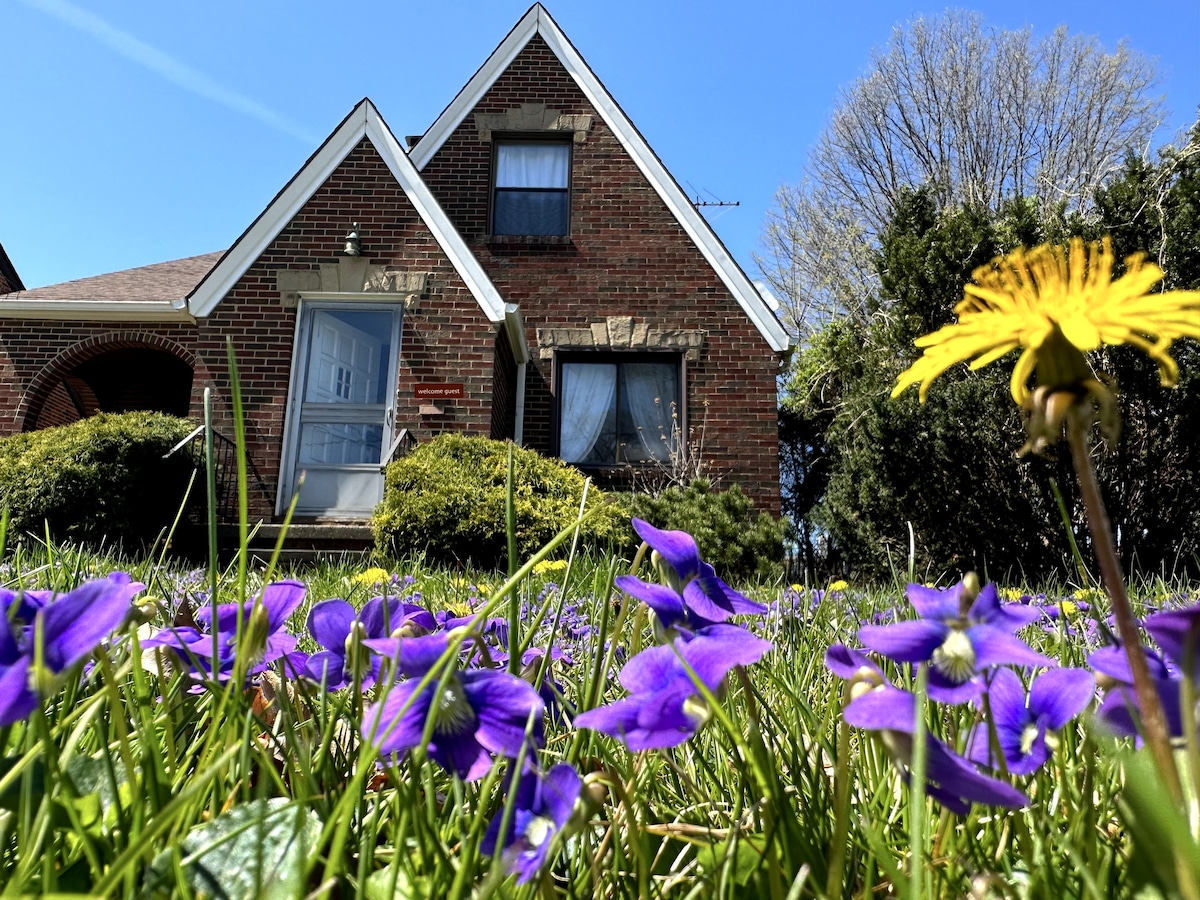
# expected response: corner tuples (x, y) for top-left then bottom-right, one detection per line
(19, 332), (211, 431)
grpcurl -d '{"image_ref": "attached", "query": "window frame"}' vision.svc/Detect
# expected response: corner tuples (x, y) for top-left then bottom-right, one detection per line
(489, 135), (573, 238)
(553, 351), (685, 469)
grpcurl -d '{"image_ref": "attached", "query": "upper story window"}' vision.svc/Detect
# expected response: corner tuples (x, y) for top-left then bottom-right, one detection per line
(492, 140), (570, 236)
(558, 356), (681, 466)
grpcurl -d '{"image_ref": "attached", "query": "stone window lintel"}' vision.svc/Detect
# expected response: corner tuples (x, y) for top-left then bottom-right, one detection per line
(474, 104), (593, 143)
(537, 315), (704, 361)
(275, 259), (429, 307)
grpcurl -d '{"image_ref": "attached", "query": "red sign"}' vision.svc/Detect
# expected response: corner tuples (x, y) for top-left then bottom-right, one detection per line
(414, 383), (464, 399)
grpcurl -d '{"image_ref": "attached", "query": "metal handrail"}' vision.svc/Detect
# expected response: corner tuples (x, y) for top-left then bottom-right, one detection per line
(164, 425), (271, 523)
(380, 428), (417, 472)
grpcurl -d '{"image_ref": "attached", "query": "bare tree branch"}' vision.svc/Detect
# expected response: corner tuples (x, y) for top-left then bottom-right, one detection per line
(756, 10), (1165, 338)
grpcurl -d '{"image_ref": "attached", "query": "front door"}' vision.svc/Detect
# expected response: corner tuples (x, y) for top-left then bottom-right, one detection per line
(281, 303), (403, 516)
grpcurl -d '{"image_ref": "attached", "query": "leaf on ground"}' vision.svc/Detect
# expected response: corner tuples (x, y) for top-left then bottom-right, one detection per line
(696, 832), (769, 887)
(142, 797), (322, 900)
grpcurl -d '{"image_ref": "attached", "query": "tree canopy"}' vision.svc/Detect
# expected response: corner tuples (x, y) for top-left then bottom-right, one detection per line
(783, 132), (1200, 582)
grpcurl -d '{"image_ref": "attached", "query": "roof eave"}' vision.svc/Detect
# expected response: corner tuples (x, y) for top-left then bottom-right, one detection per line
(0, 300), (195, 323)
(504, 303), (530, 363)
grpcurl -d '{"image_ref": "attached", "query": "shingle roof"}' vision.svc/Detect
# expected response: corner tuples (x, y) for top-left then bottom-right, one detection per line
(0, 252), (222, 302)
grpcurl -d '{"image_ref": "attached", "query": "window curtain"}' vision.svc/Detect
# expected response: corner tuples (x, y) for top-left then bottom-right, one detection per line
(560, 363), (616, 462)
(624, 363), (678, 461)
(496, 144), (569, 187)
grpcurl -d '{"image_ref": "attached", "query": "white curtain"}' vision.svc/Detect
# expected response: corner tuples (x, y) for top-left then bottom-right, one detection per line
(624, 363), (677, 461)
(560, 363), (616, 462)
(496, 144), (569, 187)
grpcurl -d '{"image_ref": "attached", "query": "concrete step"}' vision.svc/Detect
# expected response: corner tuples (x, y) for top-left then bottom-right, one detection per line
(216, 522), (376, 564)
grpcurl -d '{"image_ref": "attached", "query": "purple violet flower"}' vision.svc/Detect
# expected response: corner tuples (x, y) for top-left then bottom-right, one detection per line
(0, 574), (144, 727)
(1143, 603), (1200, 680)
(966, 667), (1095, 775)
(1089, 643), (1184, 741)
(858, 579), (1051, 703)
(305, 595), (436, 690)
(616, 519), (766, 631)
(826, 644), (1028, 814)
(482, 763), (583, 884)
(143, 580), (306, 684)
(575, 624), (771, 750)
(365, 633), (545, 781)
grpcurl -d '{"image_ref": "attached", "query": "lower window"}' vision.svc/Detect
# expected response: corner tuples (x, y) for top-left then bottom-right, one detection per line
(558, 357), (681, 465)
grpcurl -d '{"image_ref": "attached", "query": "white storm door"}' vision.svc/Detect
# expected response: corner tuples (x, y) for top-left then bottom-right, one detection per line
(285, 304), (402, 516)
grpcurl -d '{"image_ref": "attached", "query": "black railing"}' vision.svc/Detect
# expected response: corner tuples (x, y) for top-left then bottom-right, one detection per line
(381, 427), (417, 471)
(164, 426), (272, 524)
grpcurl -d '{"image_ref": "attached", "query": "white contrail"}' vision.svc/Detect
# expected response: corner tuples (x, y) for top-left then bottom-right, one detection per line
(20, 0), (319, 144)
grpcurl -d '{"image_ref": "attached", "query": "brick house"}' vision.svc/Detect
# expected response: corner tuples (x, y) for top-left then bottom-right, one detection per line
(0, 4), (789, 525)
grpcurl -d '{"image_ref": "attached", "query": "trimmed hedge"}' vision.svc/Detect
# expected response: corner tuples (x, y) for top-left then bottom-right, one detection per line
(0, 412), (197, 549)
(372, 434), (627, 569)
(622, 479), (785, 582)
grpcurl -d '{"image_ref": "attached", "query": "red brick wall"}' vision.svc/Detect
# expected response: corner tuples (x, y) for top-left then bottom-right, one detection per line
(419, 36), (782, 510)
(181, 138), (502, 516)
(0, 139), (500, 519)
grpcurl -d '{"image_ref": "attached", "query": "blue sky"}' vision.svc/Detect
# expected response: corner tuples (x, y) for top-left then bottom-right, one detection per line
(2, 0), (1197, 290)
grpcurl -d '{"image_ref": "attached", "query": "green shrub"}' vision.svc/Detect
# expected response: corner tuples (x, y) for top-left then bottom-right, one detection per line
(622, 479), (785, 582)
(0, 412), (197, 549)
(372, 434), (627, 569)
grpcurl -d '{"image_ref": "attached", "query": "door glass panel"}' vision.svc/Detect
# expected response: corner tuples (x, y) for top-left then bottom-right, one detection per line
(283, 303), (402, 517)
(298, 423), (385, 465)
(304, 310), (392, 405)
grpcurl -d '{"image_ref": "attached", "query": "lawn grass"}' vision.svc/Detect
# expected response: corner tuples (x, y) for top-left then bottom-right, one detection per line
(0, 529), (1189, 898)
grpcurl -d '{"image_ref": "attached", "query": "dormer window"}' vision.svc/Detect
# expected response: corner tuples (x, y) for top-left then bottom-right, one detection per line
(492, 140), (570, 236)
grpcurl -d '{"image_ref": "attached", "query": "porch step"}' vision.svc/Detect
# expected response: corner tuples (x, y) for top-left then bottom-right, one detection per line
(217, 522), (377, 564)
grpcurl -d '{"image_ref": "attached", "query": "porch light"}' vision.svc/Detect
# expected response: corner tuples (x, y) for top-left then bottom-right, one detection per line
(343, 223), (362, 256)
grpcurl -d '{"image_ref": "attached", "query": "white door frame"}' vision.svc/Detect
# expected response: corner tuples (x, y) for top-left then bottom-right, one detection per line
(277, 294), (404, 517)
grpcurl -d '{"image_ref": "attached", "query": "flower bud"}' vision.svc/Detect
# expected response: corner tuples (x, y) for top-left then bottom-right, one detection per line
(241, 601), (272, 664)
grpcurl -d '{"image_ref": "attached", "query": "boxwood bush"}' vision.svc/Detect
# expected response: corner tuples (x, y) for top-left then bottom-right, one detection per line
(0, 412), (197, 549)
(622, 478), (785, 582)
(372, 434), (628, 569)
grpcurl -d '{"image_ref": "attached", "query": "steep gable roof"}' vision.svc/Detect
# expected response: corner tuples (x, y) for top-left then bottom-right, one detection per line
(188, 99), (506, 322)
(410, 4), (791, 353)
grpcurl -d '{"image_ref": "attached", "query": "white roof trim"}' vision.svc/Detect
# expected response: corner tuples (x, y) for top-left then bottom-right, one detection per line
(0, 300), (194, 323)
(504, 303), (530, 364)
(410, 4), (792, 352)
(188, 100), (506, 323)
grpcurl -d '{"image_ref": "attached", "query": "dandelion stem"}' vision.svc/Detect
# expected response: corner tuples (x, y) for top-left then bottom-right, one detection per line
(1066, 409), (1181, 802)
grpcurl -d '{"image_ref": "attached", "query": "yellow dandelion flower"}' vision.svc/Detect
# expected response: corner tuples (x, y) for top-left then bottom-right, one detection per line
(352, 567), (391, 587)
(1059, 601), (1080, 617)
(999, 587), (1024, 602)
(829, 579), (849, 592)
(893, 237), (1200, 405)
(533, 559), (569, 577)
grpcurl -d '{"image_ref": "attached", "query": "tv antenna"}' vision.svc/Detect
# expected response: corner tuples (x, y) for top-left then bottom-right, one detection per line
(688, 181), (740, 208)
